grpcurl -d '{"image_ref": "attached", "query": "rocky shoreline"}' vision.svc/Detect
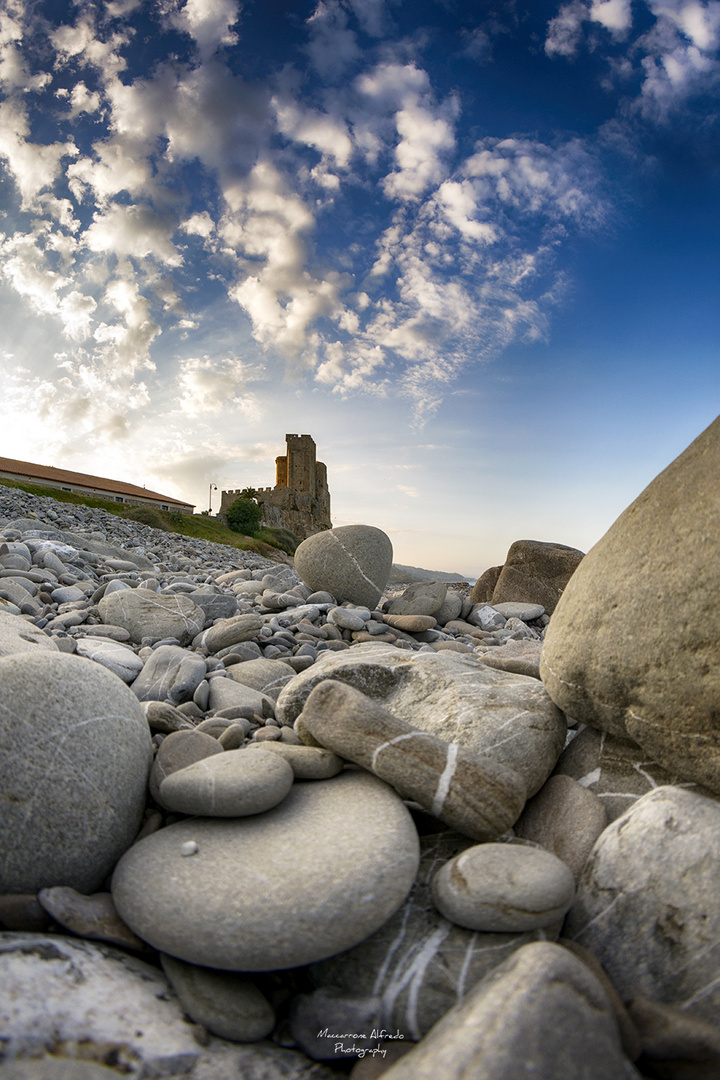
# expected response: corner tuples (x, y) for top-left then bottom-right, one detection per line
(2, 416), (720, 1080)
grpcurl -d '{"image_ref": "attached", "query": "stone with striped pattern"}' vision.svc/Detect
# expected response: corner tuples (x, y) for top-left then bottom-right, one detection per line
(297, 679), (526, 840)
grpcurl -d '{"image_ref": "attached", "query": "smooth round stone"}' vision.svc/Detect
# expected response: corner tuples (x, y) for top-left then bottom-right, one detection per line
(160, 953), (275, 1042)
(328, 607), (367, 631)
(0, 652), (152, 893)
(298, 680), (526, 840)
(208, 676), (273, 715)
(294, 525), (393, 609)
(431, 843), (576, 932)
(492, 602), (545, 621)
(159, 749), (294, 816)
(306, 591), (336, 605)
(149, 729), (224, 804)
(98, 590), (204, 646)
(132, 645), (207, 705)
(112, 771), (420, 970)
(74, 637), (144, 684)
(225, 657), (296, 697)
(564, 786), (720, 1027)
(143, 700), (196, 733)
(383, 614), (437, 632)
(245, 741), (344, 779)
(0, 610), (59, 658)
(387, 581), (447, 617)
(514, 775), (607, 881)
(51, 585), (87, 604)
(203, 614), (263, 654)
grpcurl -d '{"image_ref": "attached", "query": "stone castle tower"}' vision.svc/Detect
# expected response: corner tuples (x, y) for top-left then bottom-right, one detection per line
(220, 434), (331, 539)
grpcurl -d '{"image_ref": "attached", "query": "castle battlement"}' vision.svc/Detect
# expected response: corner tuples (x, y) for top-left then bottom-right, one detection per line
(220, 435), (332, 539)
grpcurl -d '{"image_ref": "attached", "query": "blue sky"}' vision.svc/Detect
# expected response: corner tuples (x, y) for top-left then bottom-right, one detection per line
(1, 0), (719, 577)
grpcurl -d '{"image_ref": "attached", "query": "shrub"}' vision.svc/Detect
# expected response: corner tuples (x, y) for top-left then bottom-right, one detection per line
(121, 505), (168, 531)
(226, 497), (263, 536)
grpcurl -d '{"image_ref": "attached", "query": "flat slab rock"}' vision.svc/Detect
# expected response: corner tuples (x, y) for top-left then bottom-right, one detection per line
(112, 770), (420, 970)
(277, 644), (566, 798)
(0, 933), (335, 1080)
(553, 726), (718, 822)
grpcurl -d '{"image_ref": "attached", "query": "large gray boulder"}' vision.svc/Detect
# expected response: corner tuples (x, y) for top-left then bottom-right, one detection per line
(277, 644), (566, 798)
(0, 652), (152, 894)
(472, 540), (584, 614)
(540, 414), (720, 793)
(294, 525), (393, 608)
(565, 786), (720, 1029)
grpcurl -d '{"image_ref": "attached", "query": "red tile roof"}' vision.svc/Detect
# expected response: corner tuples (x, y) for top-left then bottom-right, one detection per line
(0, 455), (194, 508)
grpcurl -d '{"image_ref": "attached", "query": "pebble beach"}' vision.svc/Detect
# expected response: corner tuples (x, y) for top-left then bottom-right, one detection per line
(2, 414), (720, 1080)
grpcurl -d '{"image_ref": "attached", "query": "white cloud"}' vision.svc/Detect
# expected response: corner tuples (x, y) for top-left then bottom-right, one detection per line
(464, 137), (608, 231)
(67, 81), (102, 117)
(68, 137), (154, 204)
(347, 0), (389, 36)
(433, 180), (498, 243)
(0, 100), (78, 209)
(51, 12), (131, 77)
(306, 0), (361, 79)
(92, 274), (160, 378)
(167, 0), (240, 61)
(650, 0), (720, 49)
(58, 289), (98, 341)
(0, 230), (71, 317)
(357, 62), (458, 202)
(84, 203), (182, 266)
(545, 1), (589, 56)
(383, 102), (456, 201)
(546, 0), (720, 116)
(356, 61), (430, 110)
(273, 96), (353, 169)
(590, 0), (633, 32)
(177, 355), (260, 417)
(636, 1), (720, 114)
(182, 211), (215, 237)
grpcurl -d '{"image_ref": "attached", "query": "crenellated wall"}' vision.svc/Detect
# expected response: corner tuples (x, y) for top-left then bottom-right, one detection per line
(220, 434), (332, 539)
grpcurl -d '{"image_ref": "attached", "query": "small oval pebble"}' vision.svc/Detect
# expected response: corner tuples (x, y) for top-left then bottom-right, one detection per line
(245, 741), (345, 779)
(431, 842), (576, 932)
(160, 953), (275, 1042)
(159, 749), (294, 817)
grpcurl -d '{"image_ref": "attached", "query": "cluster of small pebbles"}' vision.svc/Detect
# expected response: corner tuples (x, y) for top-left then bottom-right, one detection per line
(2, 461), (720, 1080)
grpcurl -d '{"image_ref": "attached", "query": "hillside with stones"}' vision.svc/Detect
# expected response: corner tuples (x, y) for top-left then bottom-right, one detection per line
(2, 416), (720, 1080)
